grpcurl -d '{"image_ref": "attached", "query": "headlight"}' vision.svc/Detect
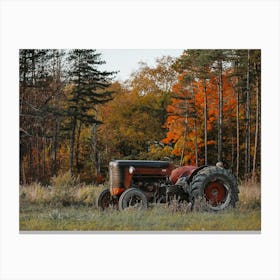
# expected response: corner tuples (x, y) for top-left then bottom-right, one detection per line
(129, 166), (135, 174)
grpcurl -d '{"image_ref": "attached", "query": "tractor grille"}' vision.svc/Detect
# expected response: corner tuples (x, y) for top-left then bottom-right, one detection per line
(109, 161), (122, 188)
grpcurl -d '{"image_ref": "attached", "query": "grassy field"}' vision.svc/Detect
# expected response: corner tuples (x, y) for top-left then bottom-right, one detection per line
(20, 203), (260, 231)
(19, 174), (261, 231)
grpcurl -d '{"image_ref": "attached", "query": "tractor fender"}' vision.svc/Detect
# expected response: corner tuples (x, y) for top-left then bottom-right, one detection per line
(170, 165), (197, 184)
(188, 165), (208, 183)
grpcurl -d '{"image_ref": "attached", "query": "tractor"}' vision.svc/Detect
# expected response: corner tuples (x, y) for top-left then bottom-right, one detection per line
(97, 160), (239, 211)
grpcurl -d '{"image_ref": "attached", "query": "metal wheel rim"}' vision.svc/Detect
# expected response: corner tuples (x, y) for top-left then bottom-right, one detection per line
(126, 194), (144, 209)
(101, 192), (118, 209)
(204, 181), (231, 210)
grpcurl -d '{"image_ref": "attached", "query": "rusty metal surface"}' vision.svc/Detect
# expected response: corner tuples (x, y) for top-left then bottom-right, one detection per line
(170, 165), (197, 184)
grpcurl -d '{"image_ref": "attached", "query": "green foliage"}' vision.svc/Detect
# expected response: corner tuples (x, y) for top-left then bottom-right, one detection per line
(66, 49), (115, 125)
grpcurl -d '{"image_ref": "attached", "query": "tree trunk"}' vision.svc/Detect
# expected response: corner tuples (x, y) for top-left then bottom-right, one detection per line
(42, 136), (46, 180)
(20, 51), (27, 184)
(51, 119), (59, 176)
(245, 50), (251, 178)
(70, 116), (76, 174)
(29, 141), (33, 182)
(194, 119), (198, 166)
(36, 132), (40, 180)
(180, 100), (188, 166)
(236, 86), (240, 181)
(231, 132), (235, 169)
(75, 121), (82, 173)
(252, 62), (260, 181)
(218, 60), (223, 162)
(203, 82), (208, 165)
(191, 83), (198, 166)
(51, 49), (62, 177)
(91, 123), (100, 177)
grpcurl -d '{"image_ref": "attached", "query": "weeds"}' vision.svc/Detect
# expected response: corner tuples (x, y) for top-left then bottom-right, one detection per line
(20, 171), (101, 207)
(167, 199), (192, 214)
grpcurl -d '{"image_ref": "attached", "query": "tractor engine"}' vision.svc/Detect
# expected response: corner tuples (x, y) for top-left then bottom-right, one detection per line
(130, 177), (166, 202)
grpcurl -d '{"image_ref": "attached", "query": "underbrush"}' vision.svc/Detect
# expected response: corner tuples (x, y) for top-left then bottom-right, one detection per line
(20, 171), (101, 207)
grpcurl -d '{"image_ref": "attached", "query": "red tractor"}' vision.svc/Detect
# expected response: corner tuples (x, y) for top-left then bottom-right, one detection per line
(97, 160), (239, 211)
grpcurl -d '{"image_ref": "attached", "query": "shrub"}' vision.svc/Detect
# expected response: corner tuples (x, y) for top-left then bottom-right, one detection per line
(20, 183), (51, 204)
(50, 170), (80, 188)
(73, 185), (100, 206)
(49, 171), (80, 206)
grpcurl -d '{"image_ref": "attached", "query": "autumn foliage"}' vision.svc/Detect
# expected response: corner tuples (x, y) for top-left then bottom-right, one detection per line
(163, 71), (237, 166)
(19, 50), (261, 184)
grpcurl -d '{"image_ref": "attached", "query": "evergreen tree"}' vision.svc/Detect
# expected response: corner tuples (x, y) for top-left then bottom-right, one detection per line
(67, 49), (115, 174)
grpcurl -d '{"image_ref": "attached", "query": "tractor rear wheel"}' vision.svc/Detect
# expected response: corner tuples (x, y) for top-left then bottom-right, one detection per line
(97, 188), (118, 210)
(190, 166), (239, 211)
(118, 188), (148, 210)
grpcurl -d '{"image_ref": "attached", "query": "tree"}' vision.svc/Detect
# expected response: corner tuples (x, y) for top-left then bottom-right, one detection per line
(20, 49), (53, 183)
(98, 57), (178, 163)
(165, 50), (239, 168)
(228, 49), (261, 180)
(251, 50), (261, 181)
(48, 49), (65, 176)
(66, 49), (115, 174)
(20, 49), (117, 183)
(172, 50), (216, 164)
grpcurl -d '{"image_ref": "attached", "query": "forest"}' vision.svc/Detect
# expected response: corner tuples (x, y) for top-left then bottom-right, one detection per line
(19, 49), (261, 184)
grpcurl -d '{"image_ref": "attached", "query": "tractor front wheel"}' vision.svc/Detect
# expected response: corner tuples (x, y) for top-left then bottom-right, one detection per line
(97, 188), (118, 210)
(118, 188), (148, 210)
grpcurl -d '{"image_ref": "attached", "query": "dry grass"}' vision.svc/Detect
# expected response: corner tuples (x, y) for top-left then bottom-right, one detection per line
(237, 181), (261, 210)
(19, 174), (261, 231)
(20, 171), (101, 207)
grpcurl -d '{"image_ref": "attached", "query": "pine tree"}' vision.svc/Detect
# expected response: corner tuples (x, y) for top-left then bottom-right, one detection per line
(67, 49), (115, 174)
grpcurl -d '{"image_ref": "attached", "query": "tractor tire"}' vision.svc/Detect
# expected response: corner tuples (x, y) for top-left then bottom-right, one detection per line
(97, 188), (118, 210)
(189, 166), (239, 211)
(118, 188), (148, 210)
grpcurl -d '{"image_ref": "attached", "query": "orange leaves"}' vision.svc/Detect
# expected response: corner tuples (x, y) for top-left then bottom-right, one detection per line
(163, 67), (238, 163)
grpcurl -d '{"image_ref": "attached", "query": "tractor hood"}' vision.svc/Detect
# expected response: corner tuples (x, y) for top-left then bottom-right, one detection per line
(110, 160), (171, 169)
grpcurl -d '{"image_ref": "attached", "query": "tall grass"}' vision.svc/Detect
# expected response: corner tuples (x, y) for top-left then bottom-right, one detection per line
(20, 171), (100, 207)
(20, 173), (261, 231)
(237, 181), (261, 210)
(20, 172), (261, 210)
